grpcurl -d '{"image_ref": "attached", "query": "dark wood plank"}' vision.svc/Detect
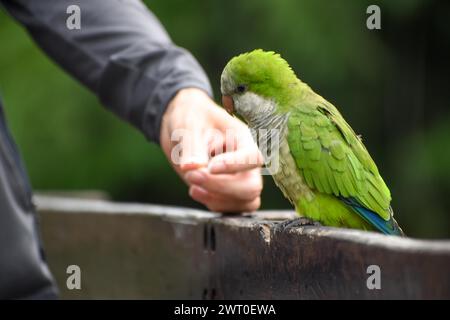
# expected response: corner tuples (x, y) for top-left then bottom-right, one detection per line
(36, 196), (450, 299)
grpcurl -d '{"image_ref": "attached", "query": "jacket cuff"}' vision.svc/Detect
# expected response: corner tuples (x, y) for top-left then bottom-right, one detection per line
(98, 45), (213, 144)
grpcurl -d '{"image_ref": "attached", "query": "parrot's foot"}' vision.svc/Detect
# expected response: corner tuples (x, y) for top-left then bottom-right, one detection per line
(274, 217), (321, 233)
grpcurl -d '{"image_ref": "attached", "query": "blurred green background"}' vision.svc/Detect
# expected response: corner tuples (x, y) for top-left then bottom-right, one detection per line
(0, 0), (449, 238)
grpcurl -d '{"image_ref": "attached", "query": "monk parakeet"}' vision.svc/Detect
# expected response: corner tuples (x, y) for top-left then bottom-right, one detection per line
(220, 49), (404, 236)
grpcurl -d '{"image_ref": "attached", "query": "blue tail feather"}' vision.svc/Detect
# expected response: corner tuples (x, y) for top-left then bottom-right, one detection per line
(340, 197), (404, 236)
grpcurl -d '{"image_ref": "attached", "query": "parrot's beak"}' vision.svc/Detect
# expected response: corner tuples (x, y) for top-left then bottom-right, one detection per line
(222, 95), (234, 115)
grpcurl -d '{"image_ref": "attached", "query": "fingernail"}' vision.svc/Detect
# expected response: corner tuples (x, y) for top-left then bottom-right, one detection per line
(185, 171), (205, 184)
(182, 156), (208, 166)
(188, 186), (195, 197)
(189, 185), (208, 198)
(209, 161), (226, 173)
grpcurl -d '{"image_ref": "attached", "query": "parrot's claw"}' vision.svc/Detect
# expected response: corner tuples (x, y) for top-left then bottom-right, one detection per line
(274, 217), (321, 233)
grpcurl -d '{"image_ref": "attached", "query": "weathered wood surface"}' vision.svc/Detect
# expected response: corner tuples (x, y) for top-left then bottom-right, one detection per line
(36, 195), (450, 299)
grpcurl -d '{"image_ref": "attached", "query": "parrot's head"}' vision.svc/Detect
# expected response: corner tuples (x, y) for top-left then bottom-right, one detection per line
(220, 49), (303, 125)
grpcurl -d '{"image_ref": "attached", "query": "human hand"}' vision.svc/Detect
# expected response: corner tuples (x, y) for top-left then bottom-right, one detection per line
(160, 88), (263, 213)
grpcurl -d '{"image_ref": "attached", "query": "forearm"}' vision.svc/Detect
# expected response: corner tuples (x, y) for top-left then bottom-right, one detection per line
(1, 0), (212, 143)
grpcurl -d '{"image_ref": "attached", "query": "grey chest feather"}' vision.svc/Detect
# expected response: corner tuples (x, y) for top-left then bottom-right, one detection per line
(266, 131), (313, 207)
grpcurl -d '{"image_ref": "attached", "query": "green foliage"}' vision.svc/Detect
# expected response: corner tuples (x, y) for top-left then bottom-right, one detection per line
(0, 0), (448, 237)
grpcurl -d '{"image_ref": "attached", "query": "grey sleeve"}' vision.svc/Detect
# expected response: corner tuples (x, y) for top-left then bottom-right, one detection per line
(0, 0), (213, 143)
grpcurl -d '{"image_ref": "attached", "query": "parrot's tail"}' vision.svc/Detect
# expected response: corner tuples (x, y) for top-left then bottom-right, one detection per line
(342, 198), (406, 237)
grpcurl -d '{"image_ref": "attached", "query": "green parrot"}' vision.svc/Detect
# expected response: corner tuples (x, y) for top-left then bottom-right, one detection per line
(220, 49), (404, 236)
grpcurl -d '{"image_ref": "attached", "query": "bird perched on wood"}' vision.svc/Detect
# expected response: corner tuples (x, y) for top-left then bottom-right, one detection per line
(220, 49), (404, 236)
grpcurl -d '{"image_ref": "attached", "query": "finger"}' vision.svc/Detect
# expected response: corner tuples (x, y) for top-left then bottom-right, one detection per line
(189, 185), (261, 213)
(213, 123), (255, 153)
(208, 148), (264, 174)
(185, 168), (262, 201)
(177, 128), (209, 171)
(208, 132), (231, 157)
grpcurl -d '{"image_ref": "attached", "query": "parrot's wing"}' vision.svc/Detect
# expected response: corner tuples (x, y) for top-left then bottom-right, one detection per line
(287, 100), (397, 233)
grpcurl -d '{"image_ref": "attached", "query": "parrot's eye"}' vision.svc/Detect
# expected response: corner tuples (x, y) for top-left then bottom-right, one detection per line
(236, 84), (247, 94)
